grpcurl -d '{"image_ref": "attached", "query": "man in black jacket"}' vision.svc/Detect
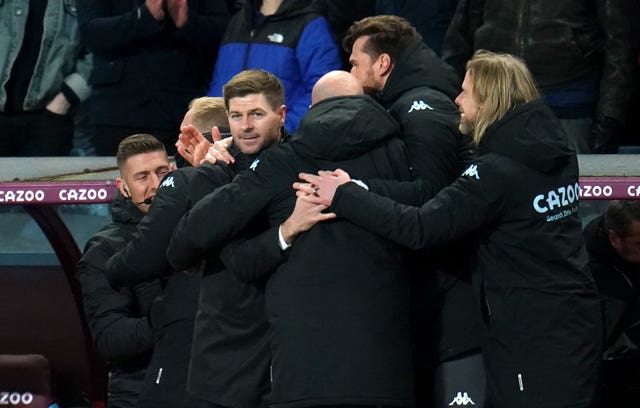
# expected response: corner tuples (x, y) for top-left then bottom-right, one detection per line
(584, 200), (640, 406)
(342, 15), (482, 406)
(104, 70), (287, 408)
(76, 0), (230, 155)
(76, 134), (170, 408)
(442, 0), (638, 153)
(168, 71), (416, 407)
(298, 50), (602, 408)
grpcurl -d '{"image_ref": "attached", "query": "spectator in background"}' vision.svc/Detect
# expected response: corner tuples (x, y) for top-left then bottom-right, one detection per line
(584, 200), (640, 406)
(311, 0), (377, 69)
(0, 1), (91, 156)
(376, 0), (459, 55)
(442, 0), (637, 154)
(77, 0), (230, 156)
(76, 134), (170, 408)
(207, 0), (341, 133)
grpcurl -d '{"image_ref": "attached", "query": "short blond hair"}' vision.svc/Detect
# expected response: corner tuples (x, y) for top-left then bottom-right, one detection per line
(187, 97), (229, 132)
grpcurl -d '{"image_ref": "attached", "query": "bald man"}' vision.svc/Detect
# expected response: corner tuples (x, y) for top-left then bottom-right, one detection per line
(167, 71), (418, 406)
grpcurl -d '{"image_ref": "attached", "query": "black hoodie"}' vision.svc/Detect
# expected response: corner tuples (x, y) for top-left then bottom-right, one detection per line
(168, 95), (416, 407)
(329, 98), (602, 407)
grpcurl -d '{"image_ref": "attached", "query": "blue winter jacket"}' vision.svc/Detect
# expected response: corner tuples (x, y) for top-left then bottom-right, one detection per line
(207, 0), (341, 133)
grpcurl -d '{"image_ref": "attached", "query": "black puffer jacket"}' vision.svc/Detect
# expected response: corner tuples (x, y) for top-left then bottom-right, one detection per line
(76, 192), (162, 408)
(330, 99), (602, 407)
(442, 0), (636, 122)
(379, 40), (472, 190)
(168, 95), (415, 407)
(104, 153), (271, 408)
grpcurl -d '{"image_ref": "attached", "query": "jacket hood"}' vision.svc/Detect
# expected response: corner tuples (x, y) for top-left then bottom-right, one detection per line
(110, 190), (144, 225)
(244, 0), (316, 26)
(289, 95), (401, 160)
(380, 41), (460, 106)
(479, 99), (574, 173)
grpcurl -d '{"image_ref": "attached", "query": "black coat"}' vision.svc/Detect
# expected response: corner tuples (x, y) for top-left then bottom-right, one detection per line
(76, 0), (229, 128)
(76, 193), (162, 408)
(442, 0), (636, 122)
(104, 156), (271, 408)
(329, 99), (602, 407)
(168, 95), (416, 407)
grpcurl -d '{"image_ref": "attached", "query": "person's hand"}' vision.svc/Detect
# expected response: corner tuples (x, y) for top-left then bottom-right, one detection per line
(166, 0), (188, 28)
(176, 124), (212, 166)
(145, 0), (165, 21)
(281, 195), (336, 243)
(45, 92), (71, 115)
(203, 135), (234, 165)
(294, 169), (351, 206)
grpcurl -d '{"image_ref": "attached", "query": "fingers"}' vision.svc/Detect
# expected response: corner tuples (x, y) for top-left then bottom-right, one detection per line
(211, 126), (222, 142)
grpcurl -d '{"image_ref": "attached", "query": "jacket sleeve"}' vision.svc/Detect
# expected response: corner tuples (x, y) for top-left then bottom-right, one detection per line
(104, 170), (191, 287)
(330, 159), (503, 250)
(595, 0), (637, 122)
(441, 0), (485, 79)
(220, 226), (287, 282)
(167, 166), (276, 271)
(367, 178), (439, 206)
(76, 0), (165, 50)
(286, 16), (342, 131)
(169, 1), (230, 50)
(76, 237), (156, 361)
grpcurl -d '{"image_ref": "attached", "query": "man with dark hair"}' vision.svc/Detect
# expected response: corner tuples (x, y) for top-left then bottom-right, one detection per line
(168, 70), (416, 408)
(342, 15), (480, 406)
(584, 200), (640, 405)
(76, 134), (170, 408)
(298, 50), (601, 408)
(105, 69), (286, 408)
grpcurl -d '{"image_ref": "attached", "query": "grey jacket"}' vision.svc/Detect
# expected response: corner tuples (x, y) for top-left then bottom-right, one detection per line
(0, 1), (91, 111)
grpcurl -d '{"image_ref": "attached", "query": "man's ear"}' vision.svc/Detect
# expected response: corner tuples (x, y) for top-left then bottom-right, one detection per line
(278, 104), (287, 126)
(116, 177), (129, 198)
(377, 53), (393, 77)
(608, 229), (622, 252)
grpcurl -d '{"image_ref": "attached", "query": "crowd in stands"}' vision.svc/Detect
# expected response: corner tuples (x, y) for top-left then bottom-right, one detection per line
(2, 0), (640, 407)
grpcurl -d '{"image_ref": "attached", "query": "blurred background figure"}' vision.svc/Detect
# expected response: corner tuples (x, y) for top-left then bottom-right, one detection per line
(442, 0), (638, 154)
(0, 1), (91, 157)
(77, 0), (230, 156)
(584, 200), (640, 406)
(207, 0), (341, 134)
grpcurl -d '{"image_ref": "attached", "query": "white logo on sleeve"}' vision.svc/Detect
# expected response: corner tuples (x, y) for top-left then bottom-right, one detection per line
(408, 100), (434, 113)
(160, 176), (175, 188)
(461, 164), (480, 180)
(268, 33), (284, 43)
(250, 159), (260, 171)
(449, 391), (475, 406)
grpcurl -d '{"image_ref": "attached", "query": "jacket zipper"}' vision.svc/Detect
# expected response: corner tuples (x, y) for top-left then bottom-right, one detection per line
(243, 29), (255, 70)
(515, 0), (530, 57)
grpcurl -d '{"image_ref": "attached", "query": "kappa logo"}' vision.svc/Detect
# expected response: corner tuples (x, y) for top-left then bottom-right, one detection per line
(408, 100), (434, 113)
(461, 164), (480, 180)
(448, 391), (475, 406)
(250, 159), (260, 171)
(268, 33), (284, 43)
(160, 176), (175, 188)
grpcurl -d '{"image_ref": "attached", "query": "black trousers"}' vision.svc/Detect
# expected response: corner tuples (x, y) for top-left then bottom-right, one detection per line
(0, 109), (73, 156)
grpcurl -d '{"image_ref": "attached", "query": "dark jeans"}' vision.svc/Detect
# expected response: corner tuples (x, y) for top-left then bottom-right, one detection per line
(91, 124), (178, 156)
(0, 109), (73, 156)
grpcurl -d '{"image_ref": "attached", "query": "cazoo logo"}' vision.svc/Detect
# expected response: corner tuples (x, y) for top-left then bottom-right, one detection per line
(533, 183), (580, 214)
(0, 392), (34, 405)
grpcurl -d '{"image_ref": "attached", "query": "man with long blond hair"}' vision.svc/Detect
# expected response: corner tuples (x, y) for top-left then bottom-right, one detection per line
(297, 50), (602, 408)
